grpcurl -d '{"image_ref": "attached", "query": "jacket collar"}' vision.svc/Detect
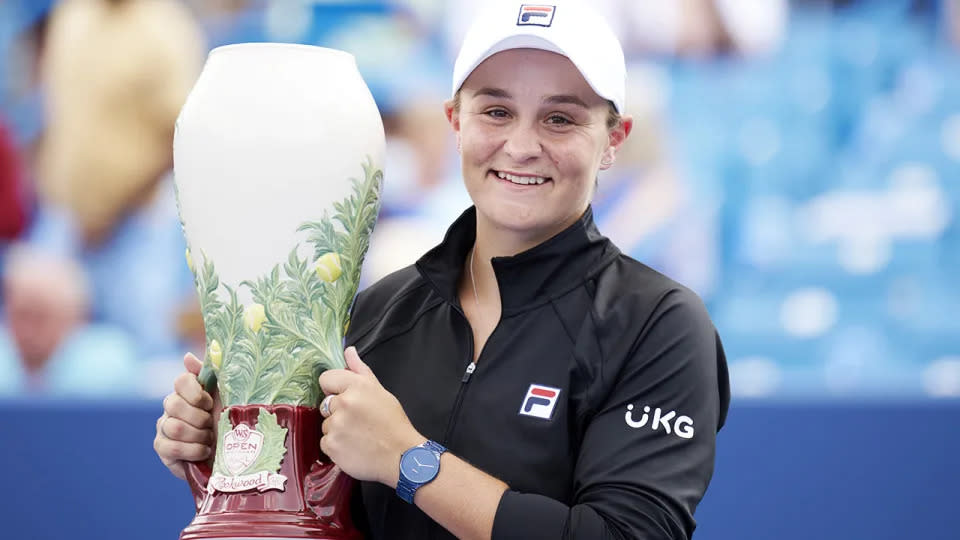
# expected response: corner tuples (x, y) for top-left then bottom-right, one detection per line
(415, 206), (619, 314)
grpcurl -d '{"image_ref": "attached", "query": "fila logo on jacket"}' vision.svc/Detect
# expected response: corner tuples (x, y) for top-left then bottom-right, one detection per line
(625, 404), (695, 439)
(519, 384), (562, 419)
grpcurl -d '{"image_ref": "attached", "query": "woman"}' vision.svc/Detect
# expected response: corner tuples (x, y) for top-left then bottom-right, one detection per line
(154, 1), (729, 538)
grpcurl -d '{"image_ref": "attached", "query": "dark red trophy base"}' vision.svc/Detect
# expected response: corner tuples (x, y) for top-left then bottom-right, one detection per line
(181, 405), (362, 539)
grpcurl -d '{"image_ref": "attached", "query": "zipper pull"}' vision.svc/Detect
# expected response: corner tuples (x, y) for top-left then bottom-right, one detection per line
(461, 362), (476, 383)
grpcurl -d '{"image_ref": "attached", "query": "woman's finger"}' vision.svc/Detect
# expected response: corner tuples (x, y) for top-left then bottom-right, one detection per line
(154, 436), (211, 463)
(319, 433), (334, 460)
(174, 371), (214, 410)
(183, 352), (203, 375)
(344, 347), (375, 378)
(161, 416), (215, 445)
(163, 392), (213, 429)
(318, 369), (362, 396)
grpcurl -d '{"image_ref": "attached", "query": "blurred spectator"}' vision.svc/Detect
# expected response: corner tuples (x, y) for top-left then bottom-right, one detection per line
(0, 117), (28, 241)
(677, 0), (787, 57)
(23, 180), (200, 362)
(385, 100), (455, 207)
(26, 0), (206, 361)
(36, 0), (204, 245)
(0, 245), (138, 396)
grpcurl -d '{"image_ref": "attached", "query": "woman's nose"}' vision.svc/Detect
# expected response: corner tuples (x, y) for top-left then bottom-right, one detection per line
(503, 122), (543, 162)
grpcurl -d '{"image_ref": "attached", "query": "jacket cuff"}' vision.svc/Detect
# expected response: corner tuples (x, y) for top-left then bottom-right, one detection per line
(492, 490), (568, 540)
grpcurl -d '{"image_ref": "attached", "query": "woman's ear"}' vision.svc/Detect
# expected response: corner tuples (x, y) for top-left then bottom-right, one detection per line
(444, 99), (461, 133)
(601, 115), (634, 170)
(444, 99), (463, 153)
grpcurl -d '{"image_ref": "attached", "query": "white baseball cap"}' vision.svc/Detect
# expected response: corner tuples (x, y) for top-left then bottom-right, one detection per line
(451, 0), (626, 113)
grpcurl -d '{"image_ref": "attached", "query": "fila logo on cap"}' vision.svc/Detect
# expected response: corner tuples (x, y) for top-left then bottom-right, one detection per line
(519, 384), (561, 419)
(517, 4), (556, 27)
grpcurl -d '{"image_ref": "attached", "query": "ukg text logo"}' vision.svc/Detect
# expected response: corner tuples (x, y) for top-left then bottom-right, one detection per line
(624, 404), (694, 439)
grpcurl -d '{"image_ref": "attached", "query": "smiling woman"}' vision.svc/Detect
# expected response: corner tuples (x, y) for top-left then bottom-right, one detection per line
(154, 1), (729, 539)
(449, 48), (631, 256)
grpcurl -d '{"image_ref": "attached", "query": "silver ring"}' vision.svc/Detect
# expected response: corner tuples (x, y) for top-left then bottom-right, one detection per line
(320, 395), (334, 418)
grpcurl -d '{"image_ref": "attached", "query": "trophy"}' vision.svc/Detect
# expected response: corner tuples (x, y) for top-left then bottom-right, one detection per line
(172, 43), (385, 539)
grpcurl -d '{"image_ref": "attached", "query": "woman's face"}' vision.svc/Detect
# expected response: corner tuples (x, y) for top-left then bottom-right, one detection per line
(447, 48), (631, 246)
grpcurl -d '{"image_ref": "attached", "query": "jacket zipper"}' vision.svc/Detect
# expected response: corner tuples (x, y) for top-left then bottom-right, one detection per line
(441, 308), (481, 445)
(461, 361), (476, 382)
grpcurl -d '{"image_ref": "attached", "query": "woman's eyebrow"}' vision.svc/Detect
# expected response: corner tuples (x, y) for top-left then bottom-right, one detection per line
(543, 94), (589, 109)
(472, 87), (512, 99)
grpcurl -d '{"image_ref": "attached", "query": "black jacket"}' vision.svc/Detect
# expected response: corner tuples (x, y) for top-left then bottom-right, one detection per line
(346, 206), (730, 540)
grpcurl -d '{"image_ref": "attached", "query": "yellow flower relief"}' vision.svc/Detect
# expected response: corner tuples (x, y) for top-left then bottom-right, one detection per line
(209, 340), (222, 369)
(185, 248), (195, 273)
(244, 303), (266, 333)
(315, 253), (343, 283)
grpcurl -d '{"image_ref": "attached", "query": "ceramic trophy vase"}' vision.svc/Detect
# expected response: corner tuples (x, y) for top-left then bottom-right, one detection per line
(172, 43), (385, 539)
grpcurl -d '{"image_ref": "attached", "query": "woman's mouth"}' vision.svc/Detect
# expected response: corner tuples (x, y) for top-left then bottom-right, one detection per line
(491, 170), (552, 186)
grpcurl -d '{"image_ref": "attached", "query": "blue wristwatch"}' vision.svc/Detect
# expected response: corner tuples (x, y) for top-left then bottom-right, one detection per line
(396, 440), (446, 504)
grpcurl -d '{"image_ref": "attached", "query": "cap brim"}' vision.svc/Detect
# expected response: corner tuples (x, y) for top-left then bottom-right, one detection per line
(453, 34), (619, 113)
(453, 34), (564, 93)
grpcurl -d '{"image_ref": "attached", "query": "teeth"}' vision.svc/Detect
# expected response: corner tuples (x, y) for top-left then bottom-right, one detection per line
(496, 171), (547, 185)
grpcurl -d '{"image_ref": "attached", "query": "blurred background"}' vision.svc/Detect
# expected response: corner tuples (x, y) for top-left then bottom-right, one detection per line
(0, 0), (957, 539)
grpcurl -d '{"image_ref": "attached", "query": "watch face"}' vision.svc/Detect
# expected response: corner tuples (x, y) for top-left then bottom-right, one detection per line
(400, 447), (440, 484)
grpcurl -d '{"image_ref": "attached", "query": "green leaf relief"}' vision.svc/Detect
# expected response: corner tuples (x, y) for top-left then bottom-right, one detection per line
(183, 158), (381, 405)
(212, 411), (233, 477)
(247, 408), (289, 474)
(217, 285), (248, 406)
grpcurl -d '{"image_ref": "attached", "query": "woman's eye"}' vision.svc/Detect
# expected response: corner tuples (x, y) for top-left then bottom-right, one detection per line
(546, 114), (572, 125)
(485, 109), (509, 119)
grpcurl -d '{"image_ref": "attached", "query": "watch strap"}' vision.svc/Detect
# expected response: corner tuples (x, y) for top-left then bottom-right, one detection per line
(422, 440), (447, 454)
(396, 479), (417, 504)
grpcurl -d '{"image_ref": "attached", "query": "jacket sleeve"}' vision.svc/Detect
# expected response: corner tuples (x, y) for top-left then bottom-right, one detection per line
(492, 288), (730, 540)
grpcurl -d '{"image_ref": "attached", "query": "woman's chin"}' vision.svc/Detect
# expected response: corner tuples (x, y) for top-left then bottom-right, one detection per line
(477, 202), (551, 236)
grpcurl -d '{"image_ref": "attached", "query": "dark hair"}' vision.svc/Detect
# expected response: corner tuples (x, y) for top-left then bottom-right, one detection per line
(451, 90), (622, 129)
(604, 102), (621, 129)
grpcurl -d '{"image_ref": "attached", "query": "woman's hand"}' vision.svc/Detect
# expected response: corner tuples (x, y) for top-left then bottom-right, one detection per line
(318, 347), (424, 488)
(154, 352), (218, 481)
